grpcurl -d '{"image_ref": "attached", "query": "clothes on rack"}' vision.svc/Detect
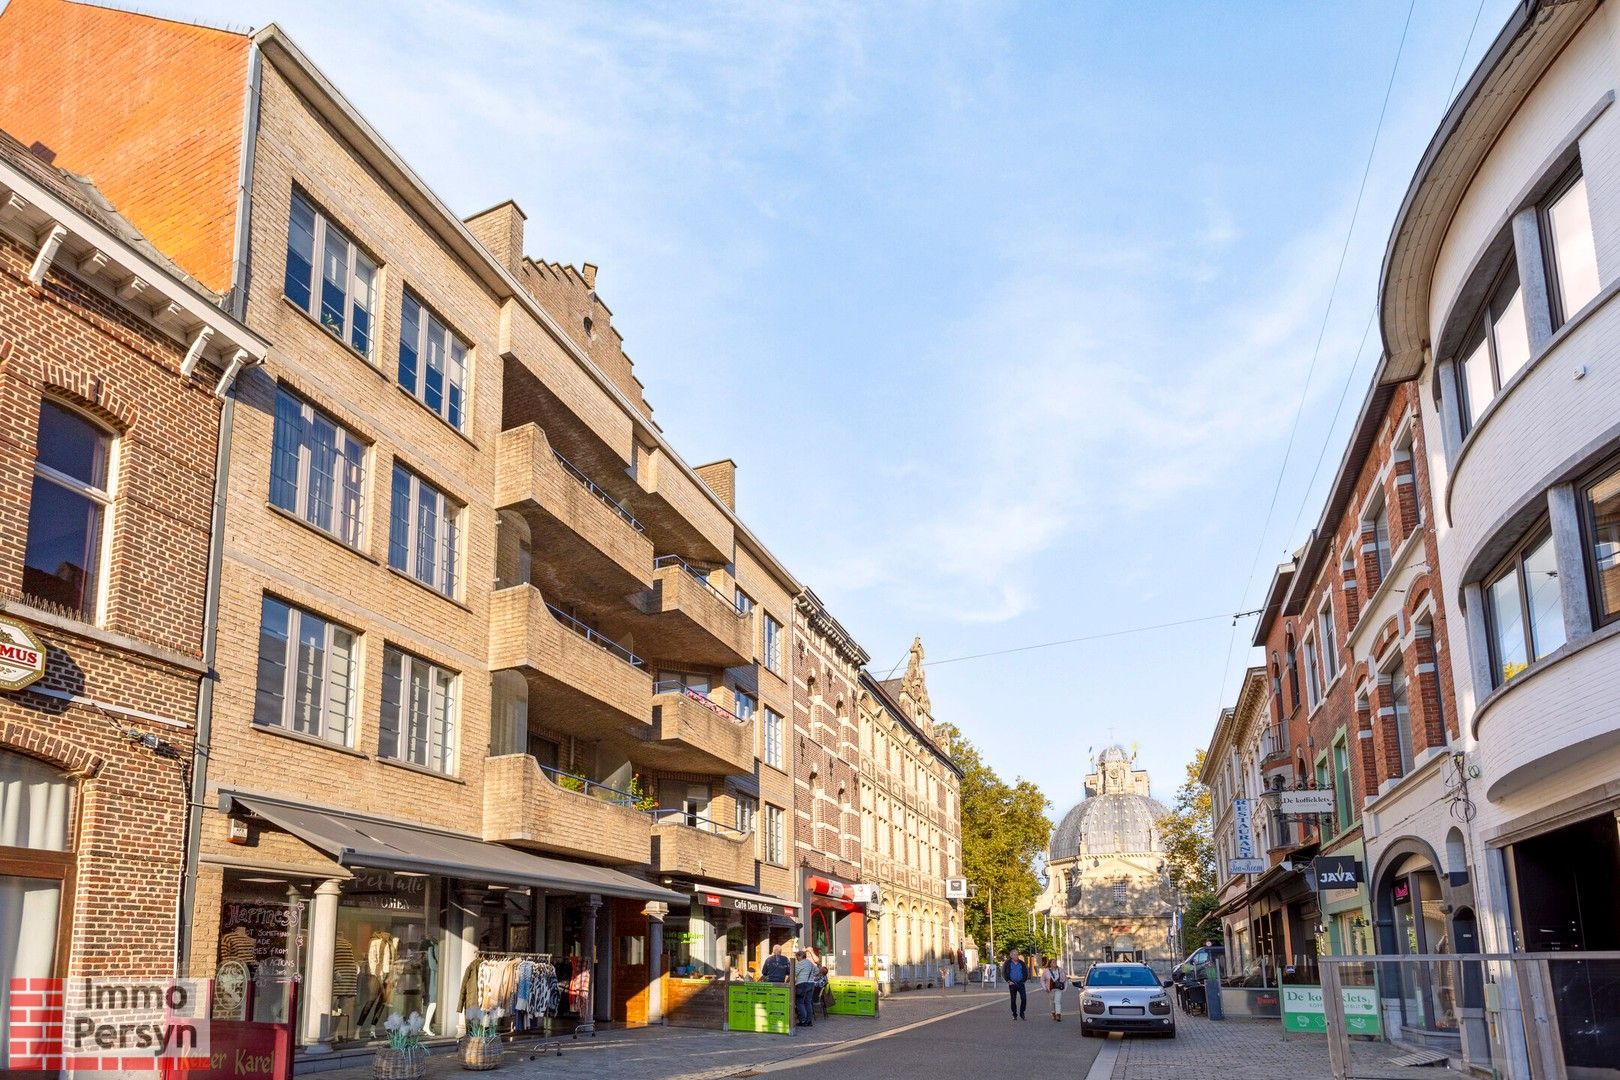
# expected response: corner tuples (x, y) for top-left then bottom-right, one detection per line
(458, 953), (560, 1029)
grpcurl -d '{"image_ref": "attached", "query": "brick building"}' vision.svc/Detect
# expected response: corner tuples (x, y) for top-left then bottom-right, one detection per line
(0, 129), (267, 1070)
(859, 642), (962, 990)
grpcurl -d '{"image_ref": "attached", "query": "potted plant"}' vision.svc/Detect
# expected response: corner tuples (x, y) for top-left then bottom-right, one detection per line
(629, 774), (657, 812)
(373, 1011), (427, 1080)
(459, 1007), (503, 1071)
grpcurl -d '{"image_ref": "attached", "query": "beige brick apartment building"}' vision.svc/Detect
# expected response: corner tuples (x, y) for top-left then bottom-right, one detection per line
(0, 129), (267, 1070)
(0, 0), (813, 1049)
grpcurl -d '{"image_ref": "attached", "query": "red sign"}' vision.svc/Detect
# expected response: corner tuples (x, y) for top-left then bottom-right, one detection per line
(0, 617), (46, 692)
(1392, 880), (1412, 903)
(807, 876), (850, 899)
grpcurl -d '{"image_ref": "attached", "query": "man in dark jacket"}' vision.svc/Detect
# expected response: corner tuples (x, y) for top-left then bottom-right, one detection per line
(761, 945), (791, 983)
(1001, 948), (1029, 1020)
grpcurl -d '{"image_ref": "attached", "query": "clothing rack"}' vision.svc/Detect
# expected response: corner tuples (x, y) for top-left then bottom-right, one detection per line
(460, 949), (571, 1051)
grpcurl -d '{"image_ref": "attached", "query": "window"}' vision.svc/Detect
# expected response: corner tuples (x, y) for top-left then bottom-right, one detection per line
(1388, 662), (1415, 777)
(1112, 881), (1127, 908)
(1542, 169), (1601, 327)
(270, 388), (366, 547)
(1317, 598), (1337, 684)
(1484, 530), (1566, 686)
(1456, 265), (1531, 434)
(763, 613), (782, 674)
(380, 646), (457, 774)
(763, 707), (783, 769)
(398, 291), (469, 430)
(1370, 501), (1392, 583)
(1333, 737), (1354, 832)
(1285, 635), (1300, 711)
(1304, 635), (1322, 709)
(734, 690), (756, 723)
(389, 464), (460, 598)
(254, 597), (357, 745)
(284, 190), (377, 357)
(764, 804), (785, 865)
(734, 588), (754, 617)
(736, 794), (757, 836)
(1581, 457), (1620, 625)
(24, 400), (113, 619)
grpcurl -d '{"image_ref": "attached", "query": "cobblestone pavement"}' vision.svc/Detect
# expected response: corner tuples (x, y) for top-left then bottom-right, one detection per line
(301, 987), (1012, 1080)
(1109, 1014), (1456, 1080)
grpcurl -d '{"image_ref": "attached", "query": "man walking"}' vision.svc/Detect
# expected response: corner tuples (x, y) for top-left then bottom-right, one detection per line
(761, 945), (791, 984)
(1001, 948), (1029, 1020)
(794, 949), (819, 1027)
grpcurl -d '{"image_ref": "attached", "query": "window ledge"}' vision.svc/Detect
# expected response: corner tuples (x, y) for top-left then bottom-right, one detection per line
(0, 595), (208, 674)
(386, 565), (472, 613)
(1366, 745), (1448, 812)
(1470, 615), (1620, 740)
(279, 294), (382, 373)
(378, 755), (464, 784)
(393, 382), (478, 449)
(1345, 528), (1427, 657)
(1445, 276), (1620, 525)
(266, 502), (378, 563)
(252, 721), (369, 759)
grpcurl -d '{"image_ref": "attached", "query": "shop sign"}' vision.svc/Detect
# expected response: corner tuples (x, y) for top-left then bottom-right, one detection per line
(217, 899), (298, 980)
(1392, 879), (1411, 903)
(1232, 799), (1256, 859)
(825, 976), (878, 1017)
(943, 878), (968, 899)
(1228, 858), (1267, 876)
(1277, 789), (1336, 815)
(807, 875), (850, 899)
(1280, 983), (1381, 1036)
(850, 883), (880, 903)
(696, 889), (798, 920)
(1313, 856), (1363, 889)
(726, 981), (791, 1034)
(0, 616), (46, 692)
(341, 869), (427, 912)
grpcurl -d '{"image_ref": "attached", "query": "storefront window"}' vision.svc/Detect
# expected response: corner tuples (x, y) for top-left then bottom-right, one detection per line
(215, 871), (307, 1024)
(335, 870), (436, 1042)
(1, 750), (74, 1073)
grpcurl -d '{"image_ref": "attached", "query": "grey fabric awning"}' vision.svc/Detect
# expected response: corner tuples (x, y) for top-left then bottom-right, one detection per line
(221, 791), (685, 905)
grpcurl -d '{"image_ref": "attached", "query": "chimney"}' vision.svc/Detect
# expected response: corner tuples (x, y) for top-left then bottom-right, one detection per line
(464, 200), (526, 276)
(581, 263), (598, 289)
(695, 459), (737, 510)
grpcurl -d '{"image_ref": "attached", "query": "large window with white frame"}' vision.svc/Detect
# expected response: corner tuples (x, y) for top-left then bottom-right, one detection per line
(380, 645), (458, 774)
(762, 612), (783, 674)
(1455, 264), (1532, 436)
(398, 291), (470, 431)
(1581, 455), (1620, 626)
(1386, 659), (1415, 777)
(24, 399), (114, 620)
(284, 190), (377, 358)
(1483, 529), (1565, 687)
(1317, 597), (1337, 685)
(388, 463), (461, 599)
(254, 596), (357, 746)
(1369, 500), (1393, 583)
(1541, 167), (1602, 328)
(1303, 633), (1323, 709)
(270, 388), (366, 548)
(763, 706), (783, 769)
(764, 803), (785, 865)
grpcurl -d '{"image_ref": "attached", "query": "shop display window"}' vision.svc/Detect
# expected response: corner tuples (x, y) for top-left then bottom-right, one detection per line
(214, 871), (308, 1024)
(335, 870), (438, 1042)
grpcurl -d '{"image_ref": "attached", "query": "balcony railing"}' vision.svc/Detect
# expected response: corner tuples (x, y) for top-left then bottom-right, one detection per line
(537, 763), (646, 808)
(648, 808), (752, 838)
(653, 554), (742, 613)
(652, 681), (747, 724)
(552, 448), (645, 534)
(1260, 727), (1290, 761)
(546, 602), (645, 668)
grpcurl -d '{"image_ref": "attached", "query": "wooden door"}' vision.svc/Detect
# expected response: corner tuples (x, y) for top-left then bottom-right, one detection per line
(610, 899), (649, 1026)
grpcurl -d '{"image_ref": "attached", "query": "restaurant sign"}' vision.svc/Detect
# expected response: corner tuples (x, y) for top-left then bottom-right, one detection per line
(695, 890), (799, 920)
(0, 616), (46, 692)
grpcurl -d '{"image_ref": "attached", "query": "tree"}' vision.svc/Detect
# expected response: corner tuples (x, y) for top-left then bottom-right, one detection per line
(942, 724), (1052, 959)
(1157, 748), (1221, 955)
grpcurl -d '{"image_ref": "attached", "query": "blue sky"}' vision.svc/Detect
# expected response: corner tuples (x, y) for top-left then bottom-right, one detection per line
(190, 0), (1514, 813)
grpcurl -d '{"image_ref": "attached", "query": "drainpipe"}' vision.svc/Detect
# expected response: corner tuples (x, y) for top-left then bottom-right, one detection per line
(177, 40), (262, 977)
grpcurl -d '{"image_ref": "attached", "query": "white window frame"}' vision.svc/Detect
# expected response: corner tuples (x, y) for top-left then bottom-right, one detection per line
(764, 803), (786, 865)
(389, 462), (461, 599)
(26, 397), (117, 623)
(1483, 527), (1566, 687)
(763, 706), (783, 769)
(284, 189), (378, 358)
(733, 689), (756, 723)
(254, 596), (358, 746)
(1303, 632), (1322, 709)
(270, 387), (367, 549)
(735, 794), (757, 837)
(1384, 655), (1415, 778)
(398, 289), (471, 431)
(762, 612), (783, 674)
(380, 645), (458, 775)
(1316, 597), (1337, 685)
(1455, 263), (1530, 436)
(1542, 166), (1602, 329)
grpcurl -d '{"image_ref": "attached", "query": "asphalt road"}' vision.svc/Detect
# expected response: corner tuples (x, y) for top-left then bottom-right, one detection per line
(764, 987), (1107, 1079)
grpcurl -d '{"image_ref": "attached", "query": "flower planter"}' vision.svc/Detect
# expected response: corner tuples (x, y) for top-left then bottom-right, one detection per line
(459, 1035), (502, 1071)
(372, 1045), (427, 1080)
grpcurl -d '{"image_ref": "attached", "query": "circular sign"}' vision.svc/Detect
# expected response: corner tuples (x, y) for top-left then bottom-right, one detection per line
(0, 616), (45, 692)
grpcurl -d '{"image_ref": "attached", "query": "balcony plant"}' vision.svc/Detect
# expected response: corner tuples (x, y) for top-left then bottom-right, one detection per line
(459, 1007), (502, 1071)
(629, 774), (657, 812)
(373, 1011), (426, 1080)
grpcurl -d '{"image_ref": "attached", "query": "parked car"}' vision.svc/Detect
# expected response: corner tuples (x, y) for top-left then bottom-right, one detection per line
(1172, 944), (1225, 986)
(1078, 962), (1176, 1038)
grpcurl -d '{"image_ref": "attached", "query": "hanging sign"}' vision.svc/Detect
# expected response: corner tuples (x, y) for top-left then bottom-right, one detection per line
(1313, 856), (1363, 889)
(1228, 858), (1267, 876)
(0, 616), (46, 692)
(1277, 789), (1337, 815)
(1232, 799), (1256, 860)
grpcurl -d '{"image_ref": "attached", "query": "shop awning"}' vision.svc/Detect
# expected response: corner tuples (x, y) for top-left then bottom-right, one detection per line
(221, 791), (686, 905)
(691, 883), (800, 920)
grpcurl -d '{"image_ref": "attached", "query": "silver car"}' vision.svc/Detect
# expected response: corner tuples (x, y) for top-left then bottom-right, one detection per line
(1078, 962), (1175, 1038)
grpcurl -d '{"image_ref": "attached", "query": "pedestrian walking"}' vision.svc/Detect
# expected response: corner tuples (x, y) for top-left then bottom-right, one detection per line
(761, 945), (791, 984)
(794, 949), (819, 1027)
(1001, 948), (1029, 1020)
(1041, 955), (1067, 1021)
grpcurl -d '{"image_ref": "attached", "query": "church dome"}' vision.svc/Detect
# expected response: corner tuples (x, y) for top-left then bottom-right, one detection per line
(1049, 744), (1166, 860)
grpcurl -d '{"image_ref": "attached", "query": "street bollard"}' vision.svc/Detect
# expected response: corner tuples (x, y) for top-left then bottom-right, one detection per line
(1204, 963), (1224, 1021)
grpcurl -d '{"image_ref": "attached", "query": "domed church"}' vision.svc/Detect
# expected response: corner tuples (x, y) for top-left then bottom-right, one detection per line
(1036, 746), (1176, 974)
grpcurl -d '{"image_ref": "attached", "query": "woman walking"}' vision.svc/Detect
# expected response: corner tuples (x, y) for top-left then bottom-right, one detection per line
(1042, 956), (1067, 1021)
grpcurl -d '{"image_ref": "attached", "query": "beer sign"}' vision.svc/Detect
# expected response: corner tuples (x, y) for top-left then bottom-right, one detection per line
(0, 616), (46, 692)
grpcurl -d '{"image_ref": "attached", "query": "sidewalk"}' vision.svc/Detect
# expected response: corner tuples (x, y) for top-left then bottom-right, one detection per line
(300, 986), (1000, 1080)
(1110, 1014), (1465, 1080)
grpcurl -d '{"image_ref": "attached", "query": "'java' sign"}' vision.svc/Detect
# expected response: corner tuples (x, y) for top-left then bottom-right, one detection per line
(0, 616), (46, 692)
(1312, 855), (1363, 889)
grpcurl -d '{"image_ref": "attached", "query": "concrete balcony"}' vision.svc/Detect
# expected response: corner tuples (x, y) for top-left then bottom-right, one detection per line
(651, 815), (755, 886)
(483, 753), (652, 865)
(489, 585), (652, 735)
(631, 557), (752, 668)
(629, 446), (733, 565)
(496, 424), (653, 603)
(648, 684), (754, 774)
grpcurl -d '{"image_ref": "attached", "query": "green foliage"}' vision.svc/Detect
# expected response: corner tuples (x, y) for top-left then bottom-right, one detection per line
(941, 724), (1052, 958)
(1157, 749), (1222, 956)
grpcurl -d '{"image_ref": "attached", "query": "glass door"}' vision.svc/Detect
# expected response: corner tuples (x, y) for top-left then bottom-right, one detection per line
(0, 750), (75, 1072)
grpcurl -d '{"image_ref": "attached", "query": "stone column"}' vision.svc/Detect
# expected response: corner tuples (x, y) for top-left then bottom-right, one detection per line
(302, 878), (344, 1050)
(644, 902), (668, 1024)
(577, 894), (602, 1034)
